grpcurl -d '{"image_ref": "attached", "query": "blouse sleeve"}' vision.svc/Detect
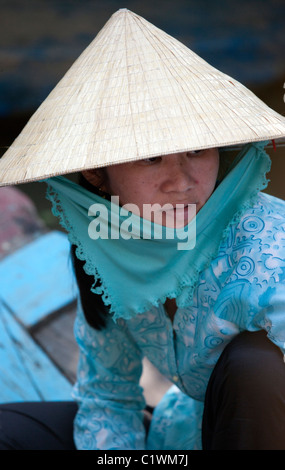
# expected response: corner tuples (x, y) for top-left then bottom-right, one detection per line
(72, 302), (146, 450)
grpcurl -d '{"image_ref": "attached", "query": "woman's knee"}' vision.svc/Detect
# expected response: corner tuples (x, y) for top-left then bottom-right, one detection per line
(217, 330), (285, 395)
(204, 329), (285, 425)
(203, 330), (285, 449)
(0, 404), (26, 450)
(0, 401), (77, 450)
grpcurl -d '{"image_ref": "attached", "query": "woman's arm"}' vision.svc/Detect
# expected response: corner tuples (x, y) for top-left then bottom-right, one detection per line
(72, 302), (146, 450)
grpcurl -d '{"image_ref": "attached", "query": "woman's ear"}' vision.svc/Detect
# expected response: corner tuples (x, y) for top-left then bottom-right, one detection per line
(81, 169), (108, 192)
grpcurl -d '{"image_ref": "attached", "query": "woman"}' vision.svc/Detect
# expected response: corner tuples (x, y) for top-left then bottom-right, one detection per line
(0, 9), (285, 450)
(66, 144), (285, 451)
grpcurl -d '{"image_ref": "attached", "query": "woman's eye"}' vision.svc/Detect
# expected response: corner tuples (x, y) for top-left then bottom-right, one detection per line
(187, 150), (202, 156)
(141, 157), (160, 164)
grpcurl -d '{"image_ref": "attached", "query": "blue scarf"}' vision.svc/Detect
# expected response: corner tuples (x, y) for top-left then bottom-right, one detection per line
(44, 141), (270, 321)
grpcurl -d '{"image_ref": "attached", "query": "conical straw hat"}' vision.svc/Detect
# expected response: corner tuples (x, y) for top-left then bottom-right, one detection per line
(1, 8), (285, 186)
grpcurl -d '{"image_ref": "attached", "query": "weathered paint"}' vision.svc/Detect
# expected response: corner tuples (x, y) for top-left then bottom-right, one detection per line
(0, 301), (72, 402)
(0, 231), (77, 327)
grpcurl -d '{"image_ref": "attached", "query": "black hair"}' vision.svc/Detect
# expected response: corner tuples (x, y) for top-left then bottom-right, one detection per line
(70, 173), (109, 330)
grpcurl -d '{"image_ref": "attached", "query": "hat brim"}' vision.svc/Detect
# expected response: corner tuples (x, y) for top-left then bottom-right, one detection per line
(1, 9), (285, 186)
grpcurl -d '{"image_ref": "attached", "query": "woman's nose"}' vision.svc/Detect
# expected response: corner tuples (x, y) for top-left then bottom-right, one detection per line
(160, 154), (195, 193)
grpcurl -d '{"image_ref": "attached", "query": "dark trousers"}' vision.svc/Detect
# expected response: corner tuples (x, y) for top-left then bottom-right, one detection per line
(202, 330), (285, 450)
(1, 330), (285, 450)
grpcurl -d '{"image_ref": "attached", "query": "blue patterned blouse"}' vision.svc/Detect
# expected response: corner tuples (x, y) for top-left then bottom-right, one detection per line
(72, 192), (285, 450)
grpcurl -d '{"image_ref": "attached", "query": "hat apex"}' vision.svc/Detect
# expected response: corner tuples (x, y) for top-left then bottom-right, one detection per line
(1, 8), (285, 186)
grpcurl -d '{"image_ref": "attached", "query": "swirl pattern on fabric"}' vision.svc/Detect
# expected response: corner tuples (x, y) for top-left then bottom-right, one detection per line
(73, 192), (285, 450)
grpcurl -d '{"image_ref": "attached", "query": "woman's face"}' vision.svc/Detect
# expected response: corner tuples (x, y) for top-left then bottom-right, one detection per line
(83, 148), (219, 227)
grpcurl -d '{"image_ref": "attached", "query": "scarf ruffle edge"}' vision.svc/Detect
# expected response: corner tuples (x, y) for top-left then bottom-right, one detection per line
(45, 142), (271, 322)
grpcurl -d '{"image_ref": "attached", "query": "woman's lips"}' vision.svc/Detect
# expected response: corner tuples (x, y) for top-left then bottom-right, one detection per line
(163, 203), (197, 228)
(140, 202), (198, 227)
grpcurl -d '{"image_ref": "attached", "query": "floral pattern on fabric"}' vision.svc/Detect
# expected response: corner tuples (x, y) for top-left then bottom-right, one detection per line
(72, 192), (285, 450)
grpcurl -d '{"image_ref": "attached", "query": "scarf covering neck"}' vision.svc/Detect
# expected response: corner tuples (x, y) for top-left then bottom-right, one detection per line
(44, 141), (270, 321)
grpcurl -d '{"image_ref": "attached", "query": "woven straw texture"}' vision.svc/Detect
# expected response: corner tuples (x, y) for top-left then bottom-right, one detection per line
(1, 8), (285, 186)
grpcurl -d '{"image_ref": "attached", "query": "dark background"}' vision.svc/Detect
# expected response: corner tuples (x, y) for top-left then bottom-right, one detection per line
(1, 0), (284, 227)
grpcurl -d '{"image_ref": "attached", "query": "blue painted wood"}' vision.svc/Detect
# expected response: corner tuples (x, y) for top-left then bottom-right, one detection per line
(0, 231), (77, 327)
(0, 301), (72, 403)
